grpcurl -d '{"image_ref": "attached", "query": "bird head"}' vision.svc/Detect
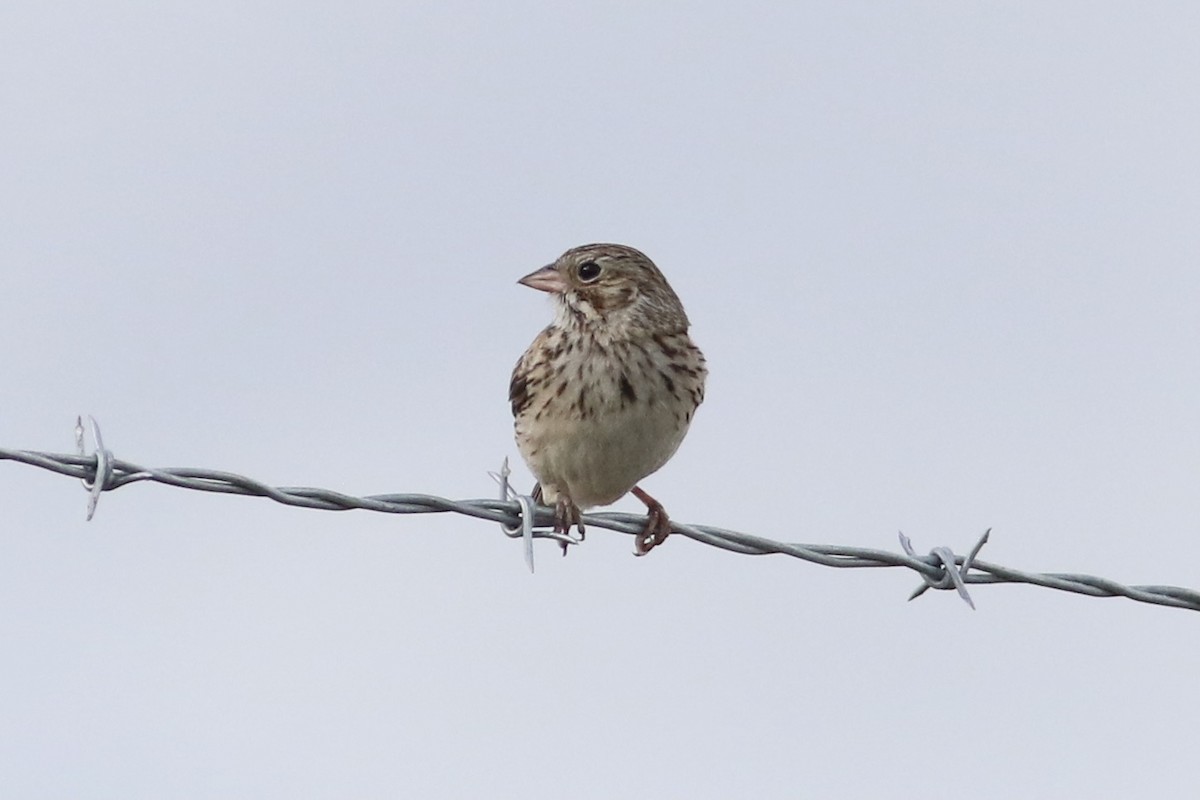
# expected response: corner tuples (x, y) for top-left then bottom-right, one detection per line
(518, 243), (690, 336)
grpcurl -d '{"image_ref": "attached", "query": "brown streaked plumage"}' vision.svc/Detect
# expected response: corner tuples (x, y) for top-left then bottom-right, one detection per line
(510, 243), (707, 555)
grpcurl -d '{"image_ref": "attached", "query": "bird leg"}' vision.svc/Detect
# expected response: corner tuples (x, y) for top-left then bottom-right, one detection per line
(631, 486), (671, 556)
(533, 483), (584, 555)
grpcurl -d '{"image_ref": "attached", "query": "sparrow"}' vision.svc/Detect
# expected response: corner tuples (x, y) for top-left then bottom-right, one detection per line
(510, 243), (706, 555)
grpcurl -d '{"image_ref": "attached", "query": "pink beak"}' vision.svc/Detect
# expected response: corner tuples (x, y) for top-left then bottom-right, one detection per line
(518, 265), (568, 294)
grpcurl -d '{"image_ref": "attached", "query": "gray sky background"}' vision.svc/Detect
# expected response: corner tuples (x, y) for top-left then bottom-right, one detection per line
(3, 2), (1198, 797)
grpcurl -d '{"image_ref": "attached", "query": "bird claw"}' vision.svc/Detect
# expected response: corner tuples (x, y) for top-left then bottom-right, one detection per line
(533, 484), (585, 556)
(533, 483), (672, 556)
(631, 486), (671, 556)
(634, 510), (671, 556)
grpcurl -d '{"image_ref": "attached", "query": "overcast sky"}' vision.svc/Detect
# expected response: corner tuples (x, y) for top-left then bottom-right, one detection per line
(2, 2), (1198, 797)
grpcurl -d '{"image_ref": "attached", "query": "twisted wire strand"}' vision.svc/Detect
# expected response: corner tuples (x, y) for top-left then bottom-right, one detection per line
(3, 442), (1198, 612)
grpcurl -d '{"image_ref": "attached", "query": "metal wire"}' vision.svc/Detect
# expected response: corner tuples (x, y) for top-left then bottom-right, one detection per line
(2, 418), (1198, 613)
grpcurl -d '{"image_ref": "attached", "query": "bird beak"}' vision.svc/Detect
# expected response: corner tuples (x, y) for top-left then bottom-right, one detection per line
(518, 265), (568, 293)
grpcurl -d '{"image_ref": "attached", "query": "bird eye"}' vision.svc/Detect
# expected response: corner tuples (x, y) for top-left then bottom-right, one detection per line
(577, 260), (602, 282)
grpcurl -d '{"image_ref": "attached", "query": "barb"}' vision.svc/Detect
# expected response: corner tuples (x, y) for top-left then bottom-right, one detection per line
(74, 415), (111, 521)
(2, 422), (1198, 613)
(901, 529), (992, 609)
(488, 457), (536, 573)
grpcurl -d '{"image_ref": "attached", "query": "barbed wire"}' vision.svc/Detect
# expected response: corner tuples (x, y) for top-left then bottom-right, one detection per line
(1, 416), (1198, 613)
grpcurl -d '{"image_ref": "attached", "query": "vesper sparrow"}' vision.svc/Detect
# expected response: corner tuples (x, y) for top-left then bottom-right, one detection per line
(510, 243), (707, 555)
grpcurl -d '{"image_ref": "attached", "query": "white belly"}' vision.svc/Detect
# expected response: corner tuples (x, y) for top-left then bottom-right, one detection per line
(520, 401), (688, 508)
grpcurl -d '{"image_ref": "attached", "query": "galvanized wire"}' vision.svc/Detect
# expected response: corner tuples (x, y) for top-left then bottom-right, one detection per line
(2, 419), (1198, 613)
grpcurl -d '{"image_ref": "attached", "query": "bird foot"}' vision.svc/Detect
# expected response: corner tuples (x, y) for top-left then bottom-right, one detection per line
(534, 484), (584, 556)
(631, 486), (671, 556)
(554, 497), (585, 555)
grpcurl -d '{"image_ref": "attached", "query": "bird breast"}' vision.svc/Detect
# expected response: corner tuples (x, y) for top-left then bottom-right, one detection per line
(513, 327), (706, 508)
